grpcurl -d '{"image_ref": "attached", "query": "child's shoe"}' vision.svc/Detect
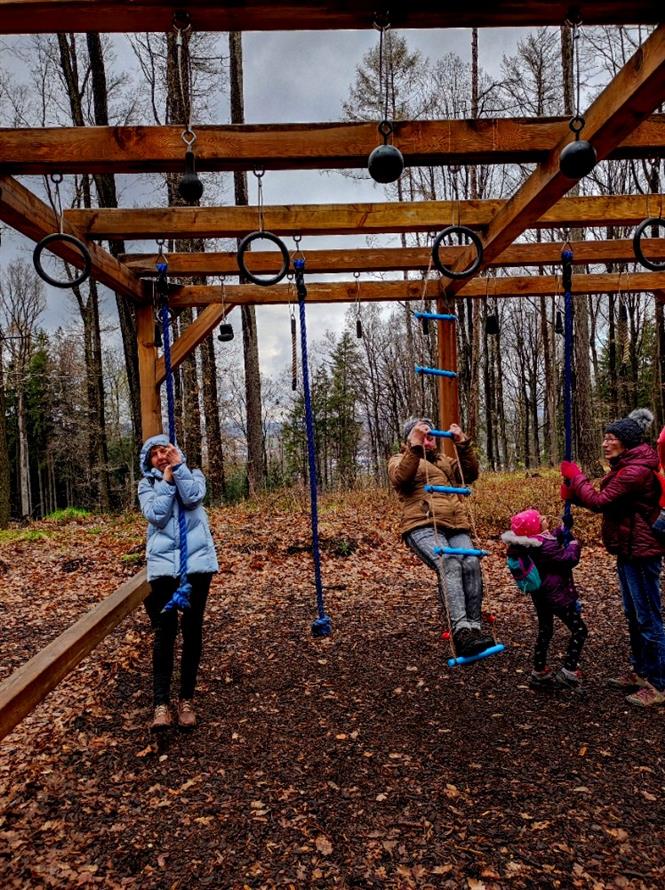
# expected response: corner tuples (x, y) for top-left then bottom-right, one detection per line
(529, 667), (557, 689)
(177, 699), (197, 730)
(150, 704), (172, 732)
(554, 667), (583, 689)
(625, 682), (665, 708)
(607, 671), (647, 691)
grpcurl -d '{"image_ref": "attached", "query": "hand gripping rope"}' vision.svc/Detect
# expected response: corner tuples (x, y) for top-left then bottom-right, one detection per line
(155, 247), (193, 614)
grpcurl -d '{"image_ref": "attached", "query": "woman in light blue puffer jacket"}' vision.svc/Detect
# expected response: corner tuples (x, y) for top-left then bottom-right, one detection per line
(138, 434), (218, 732)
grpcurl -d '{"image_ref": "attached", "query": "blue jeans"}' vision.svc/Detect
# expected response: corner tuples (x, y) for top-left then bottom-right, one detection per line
(616, 557), (665, 691)
(405, 526), (483, 633)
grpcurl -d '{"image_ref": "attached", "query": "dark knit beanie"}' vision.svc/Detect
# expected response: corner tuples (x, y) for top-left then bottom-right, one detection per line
(403, 417), (434, 441)
(605, 408), (654, 448)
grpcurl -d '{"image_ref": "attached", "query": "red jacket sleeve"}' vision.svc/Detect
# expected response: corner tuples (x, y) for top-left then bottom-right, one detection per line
(569, 464), (651, 512)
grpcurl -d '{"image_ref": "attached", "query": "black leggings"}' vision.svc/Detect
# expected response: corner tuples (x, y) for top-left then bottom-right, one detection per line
(144, 573), (211, 705)
(532, 597), (588, 672)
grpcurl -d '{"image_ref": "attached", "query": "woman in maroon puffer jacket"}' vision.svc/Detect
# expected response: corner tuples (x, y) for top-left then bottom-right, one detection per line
(561, 408), (665, 708)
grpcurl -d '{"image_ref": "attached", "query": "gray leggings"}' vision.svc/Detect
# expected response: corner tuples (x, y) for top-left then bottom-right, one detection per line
(405, 526), (483, 633)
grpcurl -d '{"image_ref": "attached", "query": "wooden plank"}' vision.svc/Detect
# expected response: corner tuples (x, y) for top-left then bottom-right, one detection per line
(3, 116), (665, 174)
(155, 303), (235, 384)
(0, 2), (660, 35)
(0, 175), (146, 303)
(122, 238), (665, 276)
(137, 304), (162, 439)
(65, 194), (665, 239)
(167, 272), (665, 307)
(0, 570), (149, 743)
(445, 22), (665, 295)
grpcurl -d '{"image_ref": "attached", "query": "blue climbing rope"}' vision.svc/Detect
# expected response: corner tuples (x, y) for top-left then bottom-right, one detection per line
(293, 258), (332, 637)
(561, 247), (574, 542)
(156, 257), (192, 613)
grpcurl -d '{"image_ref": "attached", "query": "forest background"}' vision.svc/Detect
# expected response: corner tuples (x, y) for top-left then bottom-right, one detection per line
(0, 22), (662, 524)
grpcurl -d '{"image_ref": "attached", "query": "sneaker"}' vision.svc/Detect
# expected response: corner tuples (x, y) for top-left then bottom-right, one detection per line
(150, 704), (172, 733)
(625, 683), (665, 708)
(554, 667), (582, 689)
(453, 627), (487, 657)
(529, 667), (557, 689)
(607, 671), (648, 691)
(177, 699), (197, 730)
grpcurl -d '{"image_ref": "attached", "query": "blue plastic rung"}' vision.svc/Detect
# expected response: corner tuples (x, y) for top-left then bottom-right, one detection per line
(448, 643), (505, 667)
(311, 614), (332, 637)
(415, 365), (457, 378)
(424, 484), (471, 496)
(434, 545), (489, 557)
(414, 311), (457, 322)
(429, 429), (454, 439)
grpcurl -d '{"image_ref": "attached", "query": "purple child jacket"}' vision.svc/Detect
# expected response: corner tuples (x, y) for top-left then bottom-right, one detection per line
(501, 526), (581, 608)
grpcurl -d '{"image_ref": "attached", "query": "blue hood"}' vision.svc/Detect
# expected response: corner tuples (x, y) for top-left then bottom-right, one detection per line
(140, 434), (171, 479)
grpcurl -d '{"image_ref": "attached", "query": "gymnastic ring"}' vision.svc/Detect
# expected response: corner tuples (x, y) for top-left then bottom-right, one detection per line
(633, 217), (665, 272)
(33, 233), (92, 289)
(237, 231), (290, 286)
(432, 226), (484, 279)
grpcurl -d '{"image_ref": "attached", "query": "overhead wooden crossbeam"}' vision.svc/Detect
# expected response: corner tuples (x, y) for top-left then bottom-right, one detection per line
(444, 22), (665, 296)
(167, 271), (665, 308)
(0, 2), (661, 35)
(3, 117), (665, 174)
(0, 175), (146, 302)
(122, 238), (665, 277)
(65, 194), (665, 240)
(0, 570), (148, 743)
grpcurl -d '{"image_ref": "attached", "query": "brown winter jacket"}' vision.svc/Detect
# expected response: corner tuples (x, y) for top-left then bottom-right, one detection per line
(568, 443), (665, 559)
(388, 439), (480, 537)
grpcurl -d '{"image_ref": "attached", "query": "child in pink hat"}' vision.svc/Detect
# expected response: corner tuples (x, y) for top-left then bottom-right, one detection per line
(502, 509), (587, 690)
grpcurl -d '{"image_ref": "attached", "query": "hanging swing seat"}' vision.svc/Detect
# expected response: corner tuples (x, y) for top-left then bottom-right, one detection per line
(448, 643), (505, 668)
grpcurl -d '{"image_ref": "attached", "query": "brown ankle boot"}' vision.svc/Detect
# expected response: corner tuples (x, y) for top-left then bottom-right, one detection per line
(177, 700), (197, 730)
(150, 704), (172, 733)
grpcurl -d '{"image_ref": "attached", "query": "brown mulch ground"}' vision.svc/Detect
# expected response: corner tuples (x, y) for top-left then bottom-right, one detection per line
(0, 484), (664, 889)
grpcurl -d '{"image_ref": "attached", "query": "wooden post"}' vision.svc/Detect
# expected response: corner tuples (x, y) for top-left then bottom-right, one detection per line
(136, 303), (162, 439)
(437, 296), (459, 458)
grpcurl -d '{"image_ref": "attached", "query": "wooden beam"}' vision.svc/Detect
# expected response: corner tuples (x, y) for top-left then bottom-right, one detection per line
(155, 303), (235, 384)
(0, 2), (660, 35)
(137, 304), (162, 439)
(122, 239), (665, 277)
(0, 175), (146, 302)
(0, 570), (148, 743)
(65, 194), (665, 240)
(445, 22), (665, 296)
(3, 116), (665, 174)
(167, 272), (665, 307)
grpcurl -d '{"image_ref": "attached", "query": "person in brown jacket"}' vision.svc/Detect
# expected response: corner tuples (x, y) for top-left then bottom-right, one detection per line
(561, 407), (665, 708)
(388, 417), (491, 657)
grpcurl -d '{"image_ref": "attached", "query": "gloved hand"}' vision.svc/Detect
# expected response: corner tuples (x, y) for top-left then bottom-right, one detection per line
(560, 460), (582, 481)
(560, 483), (574, 501)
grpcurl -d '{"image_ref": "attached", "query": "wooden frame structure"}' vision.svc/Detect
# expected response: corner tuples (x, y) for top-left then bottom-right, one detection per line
(1, 2), (665, 740)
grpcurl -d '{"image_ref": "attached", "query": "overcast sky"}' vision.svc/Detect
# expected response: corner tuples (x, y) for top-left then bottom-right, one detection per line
(1, 26), (527, 377)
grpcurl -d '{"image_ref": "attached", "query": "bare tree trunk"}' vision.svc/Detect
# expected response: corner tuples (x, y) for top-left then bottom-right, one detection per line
(17, 389), (31, 518)
(200, 331), (226, 501)
(86, 31), (141, 451)
(0, 347), (10, 527)
(230, 31), (265, 494)
(656, 297), (665, 428)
